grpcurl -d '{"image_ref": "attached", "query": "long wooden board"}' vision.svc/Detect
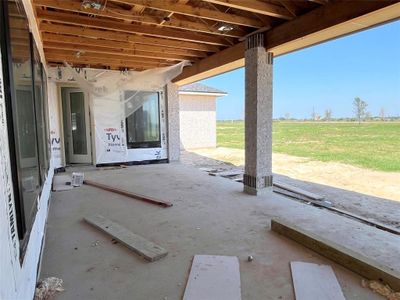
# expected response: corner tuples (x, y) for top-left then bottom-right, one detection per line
(84, 214), (168, 262)
(183, 255), (242, 300)
(84, 179), (173, 207)
(290, 262), (346, 300)
(271, 219), (400, 290)
(273, 181), (324, 201)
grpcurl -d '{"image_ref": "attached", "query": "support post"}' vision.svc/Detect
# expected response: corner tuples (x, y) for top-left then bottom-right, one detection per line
(243, 33), (273, 195)
(166, 82), (180, 162)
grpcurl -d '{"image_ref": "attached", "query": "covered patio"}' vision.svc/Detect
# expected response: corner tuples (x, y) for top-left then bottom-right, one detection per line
(40, 163), (399, 299)
(1, 0), (399, 299)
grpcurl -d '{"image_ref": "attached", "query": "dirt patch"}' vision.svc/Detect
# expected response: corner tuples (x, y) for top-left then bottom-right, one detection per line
(181, 147), (400, 229)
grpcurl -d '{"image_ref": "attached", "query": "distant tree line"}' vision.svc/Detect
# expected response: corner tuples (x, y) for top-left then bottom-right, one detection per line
(276, 97), (399, 122)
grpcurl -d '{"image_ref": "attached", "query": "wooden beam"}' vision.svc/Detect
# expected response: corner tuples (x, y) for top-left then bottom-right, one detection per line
(43, 41), (192, 62)
(39, 23), (220, 52)
(265, 0), (399, 50)
(36, 10), (234, 46)
(309, 0), (329, 5)
(202, 0), (293, 20)
(271, 219), (400, 291)
(174, 42), (244, 85)
(112, 0), (265, 28)
(33, 0), (246, 38)
(84, 214), (168, 262)
(41, 33), (204, 58)
(175, 1), (399, 84)
(84, 180), (173, 207)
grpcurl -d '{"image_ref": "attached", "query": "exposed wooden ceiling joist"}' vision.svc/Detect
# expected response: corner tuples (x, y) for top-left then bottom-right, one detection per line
(43, 41), (194, 62)
(45, 55), (165, 70)
(111, 0), (266, 28)
(44, 48), (171, 64)
(39, 23), (220, 53)
(44, 49), (175, 69)
(33, 0), (247, 38)
(41, 32), (206, 58)
(278, 0), (299, 17)
(36, 10), (234, 46)
(202, 0), (294, 20)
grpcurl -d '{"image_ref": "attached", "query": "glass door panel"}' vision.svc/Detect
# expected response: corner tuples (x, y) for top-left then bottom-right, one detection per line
(70, 92), (88, 155)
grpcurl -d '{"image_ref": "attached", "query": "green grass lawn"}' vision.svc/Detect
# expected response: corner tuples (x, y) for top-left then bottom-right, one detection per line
(217, 121), (400, 172)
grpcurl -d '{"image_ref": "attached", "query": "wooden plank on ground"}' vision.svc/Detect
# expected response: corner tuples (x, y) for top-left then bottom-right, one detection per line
(290, 261), (346, 300)
(273, 181), (324, 200)
(84, 214), (168, 262)
(271, 219), (400, 291)
(183, 255), (241, 300)
(84, 179), (173, 207)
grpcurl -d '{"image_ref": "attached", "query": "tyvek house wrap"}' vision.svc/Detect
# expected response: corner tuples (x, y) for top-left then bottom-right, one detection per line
(59, 61), (189, 164)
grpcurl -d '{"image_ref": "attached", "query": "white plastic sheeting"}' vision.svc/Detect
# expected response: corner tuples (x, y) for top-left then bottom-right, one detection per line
(54, 61), (189, 164)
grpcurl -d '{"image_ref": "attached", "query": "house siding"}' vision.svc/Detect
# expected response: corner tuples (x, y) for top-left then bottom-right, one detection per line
(179, 94), (217, 149)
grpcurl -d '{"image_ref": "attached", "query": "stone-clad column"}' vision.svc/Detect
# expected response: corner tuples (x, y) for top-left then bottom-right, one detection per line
(243, 33), (273, 195)
(166, 82), (180, 161)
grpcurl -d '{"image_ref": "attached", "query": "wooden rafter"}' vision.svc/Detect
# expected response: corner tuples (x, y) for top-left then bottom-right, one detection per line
(202, 0), (293, 20)
(111, 0), (265, 28)
(278, 0), (299, 17)
(44, 49), (175, 69)
(33, 0), (247, 38)
(36, 10), (234, 46)
(44, 49), (171, 64)
(39, 23), (220, 53)
(43, 41), (194, 62)
(41, 32), (206, 58)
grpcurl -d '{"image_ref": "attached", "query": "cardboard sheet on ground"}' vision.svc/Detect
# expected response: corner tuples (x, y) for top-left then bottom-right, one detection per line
(290, 261), (346, 300)
(183, 255), (241, 300)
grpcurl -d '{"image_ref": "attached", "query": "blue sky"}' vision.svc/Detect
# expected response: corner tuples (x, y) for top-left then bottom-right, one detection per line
(201, 20), (400, 120)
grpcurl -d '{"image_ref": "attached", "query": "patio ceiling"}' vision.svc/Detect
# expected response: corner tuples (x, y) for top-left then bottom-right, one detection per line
(30, 0), (400, 76)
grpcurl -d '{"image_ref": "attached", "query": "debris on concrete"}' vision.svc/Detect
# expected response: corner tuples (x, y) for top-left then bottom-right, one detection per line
(361, 279), (400, 300)
(71, 172), (84, 187)
(34, 277), (64, 300)
(52, 174), (74, 192)
(199, 167), (217, 173)
(97, 165), (128, 171)
(183, 255), (241, 300)
(290, 262), (345, 300)
(274, 181), (324, 201)
(209, 170), (242, 178)
(247, 255), (254, 262)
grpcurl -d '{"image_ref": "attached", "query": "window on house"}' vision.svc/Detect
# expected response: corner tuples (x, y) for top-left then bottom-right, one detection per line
(0, 0), (51, 246)
(33, 45), (49, 182)
(125, 91), (161, 149)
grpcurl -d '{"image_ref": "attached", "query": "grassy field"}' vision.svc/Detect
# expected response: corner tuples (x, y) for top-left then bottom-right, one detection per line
(217, 121), (400, 172)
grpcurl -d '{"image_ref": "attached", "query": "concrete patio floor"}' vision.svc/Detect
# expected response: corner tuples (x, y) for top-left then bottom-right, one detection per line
(39, 163), (399, 299)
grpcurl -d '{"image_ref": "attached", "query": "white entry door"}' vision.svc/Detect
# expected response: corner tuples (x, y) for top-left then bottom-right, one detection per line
(64, 89), (92, 164)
